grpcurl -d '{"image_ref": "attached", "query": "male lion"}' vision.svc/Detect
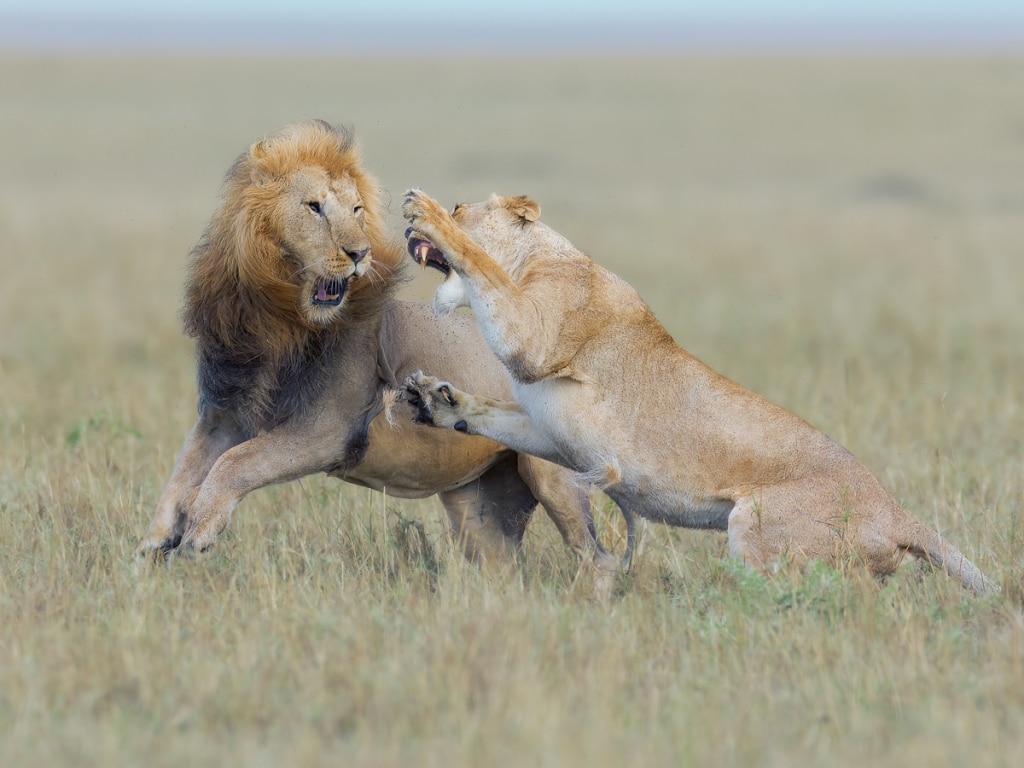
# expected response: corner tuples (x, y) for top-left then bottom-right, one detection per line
(133, 122), (621, 583)
(399, 189), (999, 595)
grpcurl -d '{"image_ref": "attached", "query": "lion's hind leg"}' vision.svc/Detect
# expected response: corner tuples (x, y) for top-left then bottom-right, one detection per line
(438, 453), (538, 573)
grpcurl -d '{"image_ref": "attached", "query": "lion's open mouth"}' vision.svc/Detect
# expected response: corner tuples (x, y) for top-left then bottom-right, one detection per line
(312, 276), (347, 307)
(405, 227), (450, 276)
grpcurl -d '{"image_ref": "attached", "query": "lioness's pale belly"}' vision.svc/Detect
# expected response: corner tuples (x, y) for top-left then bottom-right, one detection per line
(513, 378), (616, 469)
(516, 378), (735, 530)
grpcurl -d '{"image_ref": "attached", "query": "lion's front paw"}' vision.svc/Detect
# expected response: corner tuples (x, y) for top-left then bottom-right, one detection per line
(402, 371), (469, 432)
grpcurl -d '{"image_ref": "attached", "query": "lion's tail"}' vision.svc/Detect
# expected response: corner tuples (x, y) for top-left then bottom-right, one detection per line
(901, 518), (1000, 596)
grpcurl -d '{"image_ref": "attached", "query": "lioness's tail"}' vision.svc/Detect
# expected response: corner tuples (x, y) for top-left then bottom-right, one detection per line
(902, 519), (1000, 596)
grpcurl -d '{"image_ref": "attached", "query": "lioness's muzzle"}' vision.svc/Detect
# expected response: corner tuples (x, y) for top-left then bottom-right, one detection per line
(405, 228), (450, 275)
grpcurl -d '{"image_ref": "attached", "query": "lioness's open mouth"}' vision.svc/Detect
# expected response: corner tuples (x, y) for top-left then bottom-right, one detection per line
(405, 227), (450, 276)
(312, 276), (347, 307)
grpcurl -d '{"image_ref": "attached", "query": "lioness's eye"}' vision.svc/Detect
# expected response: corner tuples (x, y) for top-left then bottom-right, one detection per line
(307, 201), (322, 214)
(452, 203), (463, 215)
(353, 204), (364, 215)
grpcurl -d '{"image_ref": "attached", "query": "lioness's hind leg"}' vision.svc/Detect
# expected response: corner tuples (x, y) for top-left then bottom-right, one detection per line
(726, 493), (819, 574)
(726, 486), (857, 576)
(726, 498), (775, 573)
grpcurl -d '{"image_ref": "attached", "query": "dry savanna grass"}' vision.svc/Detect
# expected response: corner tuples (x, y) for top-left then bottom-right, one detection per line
(1, 53), (1023, 766)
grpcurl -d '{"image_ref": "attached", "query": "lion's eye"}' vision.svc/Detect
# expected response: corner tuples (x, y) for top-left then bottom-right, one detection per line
(353, 204), (364, 216)
(307, 201), (322, 215)
(452, 203), (463, 216)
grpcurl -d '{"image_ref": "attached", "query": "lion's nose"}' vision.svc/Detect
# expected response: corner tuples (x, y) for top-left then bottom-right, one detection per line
(345, 247), (370, 265)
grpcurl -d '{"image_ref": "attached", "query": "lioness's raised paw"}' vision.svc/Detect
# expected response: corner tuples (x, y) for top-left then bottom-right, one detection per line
(402, 189), (450, 237)
(402, 371), (470, 432)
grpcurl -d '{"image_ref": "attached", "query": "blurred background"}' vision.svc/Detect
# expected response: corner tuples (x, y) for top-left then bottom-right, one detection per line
(2, 3), (1024, 766)
(2, 0), (1022, 444)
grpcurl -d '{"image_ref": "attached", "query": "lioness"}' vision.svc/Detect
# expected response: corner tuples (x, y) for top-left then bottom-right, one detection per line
(133, 122), (620, 583)
(399, 189), (999, 594)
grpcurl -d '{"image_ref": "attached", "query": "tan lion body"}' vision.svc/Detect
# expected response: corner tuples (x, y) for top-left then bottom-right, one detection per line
(133, 122), (619, 580)
(400, 190), (998, 595)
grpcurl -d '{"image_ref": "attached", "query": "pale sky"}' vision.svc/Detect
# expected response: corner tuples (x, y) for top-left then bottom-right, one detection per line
(3, 0), (1022, 22)
(2, 0), (1022, 50)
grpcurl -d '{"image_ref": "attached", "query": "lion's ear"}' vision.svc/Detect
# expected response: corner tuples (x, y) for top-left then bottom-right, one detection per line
(506, 196), (540, 223)
(248, 140), (273, 186)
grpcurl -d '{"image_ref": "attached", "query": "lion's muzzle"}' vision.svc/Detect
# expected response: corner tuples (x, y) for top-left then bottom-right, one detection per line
(312, 276), (348, 307)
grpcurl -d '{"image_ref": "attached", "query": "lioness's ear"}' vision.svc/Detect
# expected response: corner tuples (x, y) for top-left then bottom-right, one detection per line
(506, 196), (540, 223)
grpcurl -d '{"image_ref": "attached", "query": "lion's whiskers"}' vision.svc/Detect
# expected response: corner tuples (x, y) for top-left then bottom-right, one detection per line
(286, 263), (319, 282)
(363, 259), (397, 291)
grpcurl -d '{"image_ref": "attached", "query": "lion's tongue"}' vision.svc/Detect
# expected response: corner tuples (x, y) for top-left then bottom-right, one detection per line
(316, 280), (331, 302)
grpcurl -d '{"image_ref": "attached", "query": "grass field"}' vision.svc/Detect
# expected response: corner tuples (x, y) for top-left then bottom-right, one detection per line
(1, 53), (1023, 766)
